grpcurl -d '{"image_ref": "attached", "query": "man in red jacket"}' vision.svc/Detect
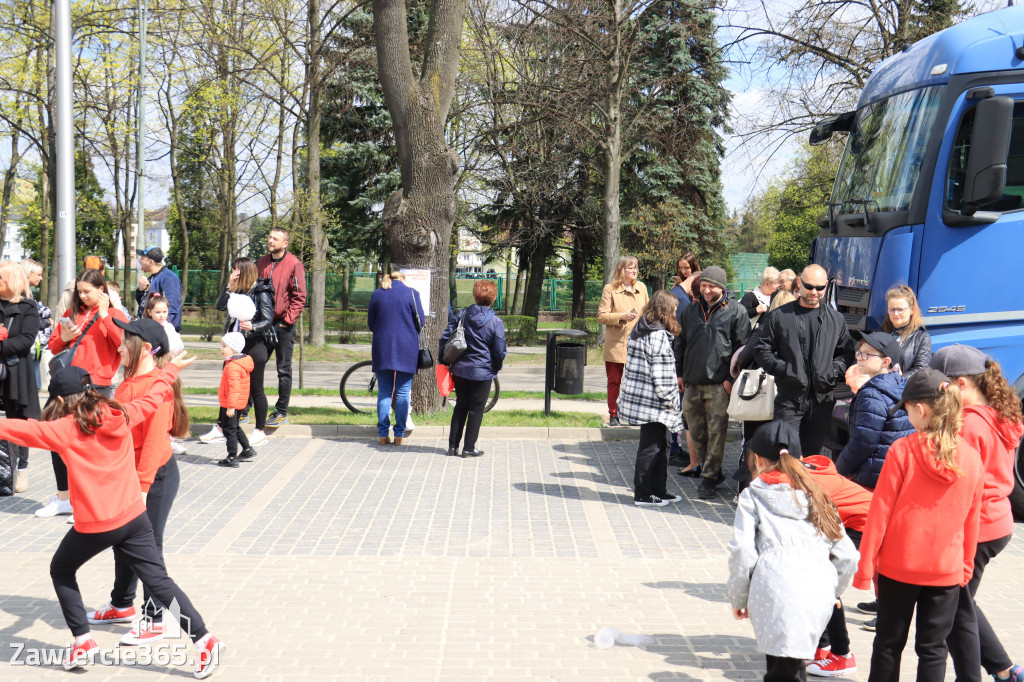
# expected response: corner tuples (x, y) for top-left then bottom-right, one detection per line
(255, 227), (306, 426)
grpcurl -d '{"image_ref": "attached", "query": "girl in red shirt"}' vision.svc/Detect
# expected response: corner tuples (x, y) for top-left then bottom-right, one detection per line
(36, 268), (128, 520)
(853, 368), (983, 682)
(84, 318), (193, 647)
(930, 346), (1024, 682)
(0, 357), (226, 679)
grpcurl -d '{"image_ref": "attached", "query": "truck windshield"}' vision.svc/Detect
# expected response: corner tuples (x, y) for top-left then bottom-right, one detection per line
(832, 86), (942, 214)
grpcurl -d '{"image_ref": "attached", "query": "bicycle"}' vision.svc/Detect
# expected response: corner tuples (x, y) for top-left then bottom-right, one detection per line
(339, 360), (501, 414)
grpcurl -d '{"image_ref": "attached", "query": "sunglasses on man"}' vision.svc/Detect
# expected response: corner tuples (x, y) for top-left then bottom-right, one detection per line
(800, 279), (827, 292)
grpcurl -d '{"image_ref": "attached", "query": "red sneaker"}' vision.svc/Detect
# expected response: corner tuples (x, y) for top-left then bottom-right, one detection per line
(812, 646), (831, 661)
(120, 620), (164, 645)
(194, 635), (226, 679)
(87, 602), (136, 624)
(807, 651), (857, 677)
(63, 638), (99, 671)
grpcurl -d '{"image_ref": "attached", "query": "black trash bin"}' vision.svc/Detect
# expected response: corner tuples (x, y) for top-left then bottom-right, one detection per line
(554, 342), (586, 394)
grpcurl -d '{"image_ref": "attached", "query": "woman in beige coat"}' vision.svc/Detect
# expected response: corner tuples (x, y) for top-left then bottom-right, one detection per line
(597, 256), (649, 426)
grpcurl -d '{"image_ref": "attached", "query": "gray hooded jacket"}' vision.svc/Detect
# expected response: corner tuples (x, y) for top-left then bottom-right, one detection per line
(727, 475), (859, 658)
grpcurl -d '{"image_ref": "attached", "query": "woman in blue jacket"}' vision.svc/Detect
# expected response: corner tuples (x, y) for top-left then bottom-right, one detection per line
(367, 272), (424, 445)
(439, 280), (506, 457)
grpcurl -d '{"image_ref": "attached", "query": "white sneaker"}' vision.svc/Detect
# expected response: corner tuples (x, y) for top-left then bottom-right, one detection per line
(199, 425), (226, 444)
(170, 439), (188, 455)
(35, 495), (73, 518)
(249, 429), (268, 447)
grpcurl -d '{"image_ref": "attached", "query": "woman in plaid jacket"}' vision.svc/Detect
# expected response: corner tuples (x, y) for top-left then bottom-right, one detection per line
(618, 290), (686, 507)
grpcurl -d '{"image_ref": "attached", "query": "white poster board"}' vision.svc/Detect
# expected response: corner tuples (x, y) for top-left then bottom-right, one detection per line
(401, 268), (431, 317)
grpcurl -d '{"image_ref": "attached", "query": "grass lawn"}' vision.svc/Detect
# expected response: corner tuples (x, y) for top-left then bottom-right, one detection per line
(187, 406), (603, 428)
(183, 386), (607, 402)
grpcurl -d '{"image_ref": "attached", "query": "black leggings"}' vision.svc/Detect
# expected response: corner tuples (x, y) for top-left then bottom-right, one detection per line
(449, 376), (491, 451)
(869, 574), (959, 682)
(109, 457), (180, 617)
(765, 654), (806, 681)
(51, 512), (207, 640)
(244, 338), (269, 430)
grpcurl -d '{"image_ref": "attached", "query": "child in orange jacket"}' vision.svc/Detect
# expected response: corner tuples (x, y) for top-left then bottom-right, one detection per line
(0, 359), (226, 679)
(853, 368), (983, 682)
(929, 346), (1024, 682)
(218, 332), (255, 468)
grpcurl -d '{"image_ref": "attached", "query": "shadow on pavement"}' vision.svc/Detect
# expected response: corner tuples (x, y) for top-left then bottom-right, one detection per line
(642, 581), (730, 603)
(644, 632), (762, 681)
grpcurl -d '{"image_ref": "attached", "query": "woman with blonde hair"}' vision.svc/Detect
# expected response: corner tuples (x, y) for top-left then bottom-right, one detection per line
(597, 256), (649, 427)
(368, 270), (425, 445)
(778, 269), (797, 294)
(0, 260), (41, 493)
(880, 284), (931, 377)
(740, 267), (780, 326)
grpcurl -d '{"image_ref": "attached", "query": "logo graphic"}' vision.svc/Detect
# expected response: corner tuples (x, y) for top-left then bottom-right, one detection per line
(138, 597), (191, 639)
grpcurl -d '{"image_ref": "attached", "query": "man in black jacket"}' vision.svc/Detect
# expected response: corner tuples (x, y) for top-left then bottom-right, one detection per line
(752, 264), (856, 454)
(674, 266), (750, 499)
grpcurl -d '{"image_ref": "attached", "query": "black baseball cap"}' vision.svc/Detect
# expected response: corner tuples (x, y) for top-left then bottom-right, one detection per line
(49, 366), (95, 398)
(747, 421), (802, 461)
(928, 344), (990, 377)
(136, 246), (164, 262)
(852, 330), (902, 367)
(113, 318), (170, 356)
(889, 367), (952, 416)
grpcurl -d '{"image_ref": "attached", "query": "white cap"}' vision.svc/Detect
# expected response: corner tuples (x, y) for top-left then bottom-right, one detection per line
(222, 332), (245, 354)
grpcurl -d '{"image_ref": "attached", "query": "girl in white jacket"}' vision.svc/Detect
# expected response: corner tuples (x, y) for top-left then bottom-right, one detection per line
(728, 421), (859, 681)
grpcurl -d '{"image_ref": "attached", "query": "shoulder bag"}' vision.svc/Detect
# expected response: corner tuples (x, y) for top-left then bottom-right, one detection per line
(48, 314), (100, 374)
(727, 367), (776, 421)
(441, 311), (467, 365)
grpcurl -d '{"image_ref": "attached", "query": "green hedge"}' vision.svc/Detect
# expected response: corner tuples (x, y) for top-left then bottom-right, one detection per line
(500, 315), (538, 346)
(570, 318), (600, 347)
(331, 311), (369, 343)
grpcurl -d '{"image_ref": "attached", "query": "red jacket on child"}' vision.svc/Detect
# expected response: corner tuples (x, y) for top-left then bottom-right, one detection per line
(803, 455), (873, 532)
(853, 432), (983, 589)
(116, 369), (174, 493)
(960, 404), (1024, 543)
(219, 355), (254, 410)
(0, 365), (180, 534)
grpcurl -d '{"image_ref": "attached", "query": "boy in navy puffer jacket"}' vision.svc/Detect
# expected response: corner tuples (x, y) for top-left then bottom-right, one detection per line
(835, 331), (914, 489)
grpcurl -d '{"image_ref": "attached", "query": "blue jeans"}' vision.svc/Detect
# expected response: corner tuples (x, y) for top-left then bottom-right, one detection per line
(376, 371), (414, 438)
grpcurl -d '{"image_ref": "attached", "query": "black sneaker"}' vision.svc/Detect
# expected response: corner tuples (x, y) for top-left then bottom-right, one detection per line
(862, 617), (876, 632)
(655, 492), (682, 503)
(217, 456), (239, 468)
(265, 410), (289, 427)
(237, 447), (257, 462)
(237, 412), (250, 425)
(856, 600), (877, 615)
(634, 495), (669, 507)
(608, 417), (622, 427)
(668, 450), (689, 467)
(697, 477), (720, 500)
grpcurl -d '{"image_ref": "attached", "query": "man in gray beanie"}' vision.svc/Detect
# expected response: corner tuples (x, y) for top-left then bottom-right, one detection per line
(674, 265), (749, 499)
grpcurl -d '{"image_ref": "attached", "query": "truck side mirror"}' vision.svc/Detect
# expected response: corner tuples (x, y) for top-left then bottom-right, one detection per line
(809, 111), (855, 146)
(963, 96), (1014, 215)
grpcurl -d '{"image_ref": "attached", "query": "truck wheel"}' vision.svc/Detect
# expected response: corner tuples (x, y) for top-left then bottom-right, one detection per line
(1011, 438), (1024, 520)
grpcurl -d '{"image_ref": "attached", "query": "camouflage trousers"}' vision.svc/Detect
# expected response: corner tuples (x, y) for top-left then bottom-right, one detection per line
(681, 383), (730, 480)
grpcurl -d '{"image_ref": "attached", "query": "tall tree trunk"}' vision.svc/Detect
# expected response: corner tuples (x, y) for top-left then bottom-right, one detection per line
(601, 3), (624, 287)
(307, 0), (327, 346)
(511, 249), (527, 315)
(521, 240), (549, 318)
(503, 250), (512, 314)
(0, 122), (22, 251)
(373, 0), (468, 412)
(341, 264), (350, 310)
(571, 234), (587, 319)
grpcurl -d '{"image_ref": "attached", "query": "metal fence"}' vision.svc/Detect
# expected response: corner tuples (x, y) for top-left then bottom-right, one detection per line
(177, 253), (769, 311)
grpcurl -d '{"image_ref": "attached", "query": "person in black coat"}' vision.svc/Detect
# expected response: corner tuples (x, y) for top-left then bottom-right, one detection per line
(0, 261), (42, 492)
(751, 265), (855, 455)
(210, 257), (275, 446)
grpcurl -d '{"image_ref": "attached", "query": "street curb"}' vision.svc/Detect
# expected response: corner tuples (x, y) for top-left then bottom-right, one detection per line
(189, 423), (645, 441)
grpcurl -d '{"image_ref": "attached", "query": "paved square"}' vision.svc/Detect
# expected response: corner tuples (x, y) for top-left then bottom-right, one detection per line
(1, 435), (1021, 680)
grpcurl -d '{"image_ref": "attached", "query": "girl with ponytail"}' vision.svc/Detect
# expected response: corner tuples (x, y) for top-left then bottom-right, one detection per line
(929, 346), (1024, 682)
(853, 367), (984, 682)
(727, 421), (858, 682)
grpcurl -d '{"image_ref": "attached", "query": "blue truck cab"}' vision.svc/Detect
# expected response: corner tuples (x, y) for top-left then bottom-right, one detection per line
(809, 5), (1024, 514)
